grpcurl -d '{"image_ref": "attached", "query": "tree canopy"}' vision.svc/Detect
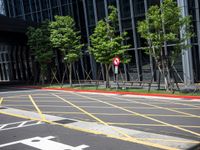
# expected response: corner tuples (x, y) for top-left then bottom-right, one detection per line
(26, 20), (53, 84)
(49, 16), (83, 86)
(137, 0), (193, 91)
(89, 6), (131, 88)
(89, 6), (131, 65)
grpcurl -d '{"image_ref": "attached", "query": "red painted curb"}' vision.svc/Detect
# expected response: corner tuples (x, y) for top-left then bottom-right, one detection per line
(19, 86), (200, 100)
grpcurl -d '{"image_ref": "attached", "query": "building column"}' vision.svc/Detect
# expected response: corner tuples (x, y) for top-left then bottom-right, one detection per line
(177, 0), (194, 85)
(28, 0), (34, 21)
(195, 0), (200, 66)
(82, 0), (97, 80)
(116, 0), (128, 81)
(130, 0), (143, 81)
(11, 0), (16, 17)
(20, 0), (25, 19)
(6, 0), (11, 17)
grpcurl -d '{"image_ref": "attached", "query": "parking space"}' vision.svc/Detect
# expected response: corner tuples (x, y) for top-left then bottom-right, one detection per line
(0, 88), (200, 149)
(1, 114), (158, 150)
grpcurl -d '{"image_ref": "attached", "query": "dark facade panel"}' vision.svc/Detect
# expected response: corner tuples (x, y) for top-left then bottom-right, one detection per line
(1, 0), (200, 83)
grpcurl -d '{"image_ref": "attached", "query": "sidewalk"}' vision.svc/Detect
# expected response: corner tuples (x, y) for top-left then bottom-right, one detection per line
(19, 85), (200, 100)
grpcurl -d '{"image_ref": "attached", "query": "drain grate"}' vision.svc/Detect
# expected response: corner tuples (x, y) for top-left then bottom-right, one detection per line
(54, 119), (76, 124)
(0, 107), (7, 109)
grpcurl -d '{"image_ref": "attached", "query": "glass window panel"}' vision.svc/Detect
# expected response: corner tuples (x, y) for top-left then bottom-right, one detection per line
(25, 14), (32, 21)
(133, 0), (145, 16)
(86, 0), (95, 26)
(96, 0), (105, 20)
(52, 7), (60, 17)
(22, 0), (31, 14)
(61, 0), (68, 5)
(14, 0), (23, 16)
(119, 0), (131, 18)
(42, 10), (49, 20)
(62, 4), (69, 16)
(51, 0), (58, 7)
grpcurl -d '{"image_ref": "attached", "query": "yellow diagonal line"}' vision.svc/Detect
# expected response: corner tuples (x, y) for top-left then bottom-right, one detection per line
(52, 94), (179, 150)
(0, 97), (3, 105)
(73, 92), (200, 137)
(113, 96), (200, 118)
(28, 95), (45, 121)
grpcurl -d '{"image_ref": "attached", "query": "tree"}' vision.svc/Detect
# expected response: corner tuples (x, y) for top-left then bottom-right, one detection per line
(138, 0), (193, 91)
(26, 20), (53, 85)
(50, 16), (83, 87)
(89, 6), (131, 88)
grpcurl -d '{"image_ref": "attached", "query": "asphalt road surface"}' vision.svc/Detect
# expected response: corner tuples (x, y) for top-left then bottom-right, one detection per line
(0, 87), (200, 150)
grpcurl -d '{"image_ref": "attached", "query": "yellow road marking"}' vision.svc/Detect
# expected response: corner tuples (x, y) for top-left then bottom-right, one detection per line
(0, 97), (3, 105)
(52, 94), (178, 150)
(0, 110), (184, 149)
(139, 98), (200, 108)
(173, 108), (200, 110)
(44, 111), (86, 114)
(113, 96), (200, 119)
(90, 113), (190, 117)
(136, 138), (199, 144)
(72, 92), (200, 137)
(107, 122), (200, 128)
(4, 105), (35, 107)
(4, 93), (50, 98)
(28, 95), (45, 121)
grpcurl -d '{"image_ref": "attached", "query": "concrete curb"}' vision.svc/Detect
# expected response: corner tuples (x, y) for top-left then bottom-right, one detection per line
(18, 86), (200, 100)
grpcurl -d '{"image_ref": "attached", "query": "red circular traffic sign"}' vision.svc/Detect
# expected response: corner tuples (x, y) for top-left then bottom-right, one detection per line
(113, 57), (120, 66)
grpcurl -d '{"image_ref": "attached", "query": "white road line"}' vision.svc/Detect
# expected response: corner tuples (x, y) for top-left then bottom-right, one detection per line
(0, 124), (7, 129)
(0, 121), (43, 131)
(18, 121), (28, 127)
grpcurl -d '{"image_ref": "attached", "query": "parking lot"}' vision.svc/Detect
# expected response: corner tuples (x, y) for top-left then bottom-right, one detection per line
(0, 88), (200, 150)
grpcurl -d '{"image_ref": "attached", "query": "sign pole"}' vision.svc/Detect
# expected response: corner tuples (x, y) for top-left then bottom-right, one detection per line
(113, 57), (120, 90)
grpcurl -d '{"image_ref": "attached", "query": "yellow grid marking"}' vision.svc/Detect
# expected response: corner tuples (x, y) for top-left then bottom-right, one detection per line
(139, 98), (200, 108)
(135, 138), (199, 144)
(107, 122), (200, 128)
(44, 111), (85, 114)
(42, 111), (196, 118)
(92, 113), (192, 117)
(172, 108), (200, 110)
(0, 110), (184, 149)
(4, 104), (35, 107)
(28, 95), (45, 121)
(111, 96), (200, 119)
(72, 92), (200, 137)
(4, 93), (50, 98)
(0, 97), (3, 105)
(52, 93), (178, 150)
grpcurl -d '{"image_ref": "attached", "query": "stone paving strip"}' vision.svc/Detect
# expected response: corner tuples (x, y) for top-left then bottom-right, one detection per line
(0, 106), (199, 150)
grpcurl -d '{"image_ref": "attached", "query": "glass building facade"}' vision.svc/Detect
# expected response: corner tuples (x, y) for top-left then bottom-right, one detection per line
(1, 0), (200, 84)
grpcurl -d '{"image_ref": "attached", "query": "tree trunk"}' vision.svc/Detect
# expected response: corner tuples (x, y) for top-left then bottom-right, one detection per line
(69, 63), (72, 87)
(105, 64), (110, 88)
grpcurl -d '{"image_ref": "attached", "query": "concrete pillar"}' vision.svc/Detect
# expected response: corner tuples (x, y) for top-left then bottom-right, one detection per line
(177, 0), (194, 85)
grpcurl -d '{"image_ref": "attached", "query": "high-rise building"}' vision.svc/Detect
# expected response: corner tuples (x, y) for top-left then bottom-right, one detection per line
(0, 0), (200, 85)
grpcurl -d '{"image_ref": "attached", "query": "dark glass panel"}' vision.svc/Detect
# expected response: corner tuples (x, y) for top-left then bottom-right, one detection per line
(51, 0), (58, 7)
(61, 0), (68, 5)
(14, 0), (23, 16)
(25, 14), (32, 21)
(41, 0), (48, 9)
(107, 0), (116, 6)
(133, 0), (145, 16)
(86, 0), (95, 26)
(62, 4), (69, 16)
(119, 0), (131, 18)
(52, 7), (60, 17)
(22, 0), (31, 14)
(96, 0), (105, 20)
(42, 10), (49, 20)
